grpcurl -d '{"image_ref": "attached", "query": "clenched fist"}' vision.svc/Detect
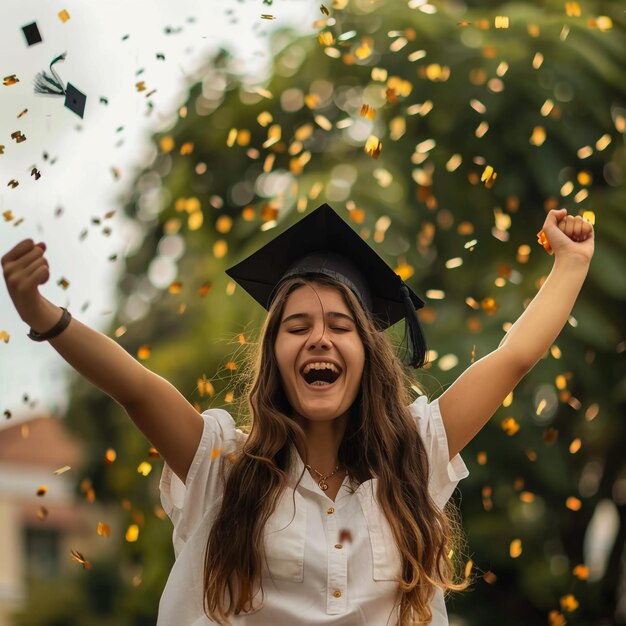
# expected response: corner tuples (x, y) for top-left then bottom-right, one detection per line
(538, 209), (595, 264)
(2, 239), (51, 328)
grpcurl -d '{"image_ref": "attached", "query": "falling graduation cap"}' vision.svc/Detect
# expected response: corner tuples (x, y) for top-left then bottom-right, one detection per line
(33, 53), (86, 118)
(226, 203), (427, 368)
(22, 22), (43, 46)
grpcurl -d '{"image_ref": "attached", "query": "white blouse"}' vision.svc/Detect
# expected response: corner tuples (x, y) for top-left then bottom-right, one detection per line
(158, 396), (469, 626)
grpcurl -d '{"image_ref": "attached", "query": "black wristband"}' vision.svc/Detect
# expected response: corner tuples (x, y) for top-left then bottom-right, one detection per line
(27, 307), (72, 342)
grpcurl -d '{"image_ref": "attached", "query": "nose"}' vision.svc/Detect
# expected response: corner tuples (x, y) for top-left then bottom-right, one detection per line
(306, 321), (331, 350)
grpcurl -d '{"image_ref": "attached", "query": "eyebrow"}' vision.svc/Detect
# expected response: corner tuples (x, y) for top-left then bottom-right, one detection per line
(281, 311), (355, 325)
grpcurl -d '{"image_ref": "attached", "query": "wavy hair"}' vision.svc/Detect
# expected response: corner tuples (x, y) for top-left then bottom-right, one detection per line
(203, 275), (466, 625)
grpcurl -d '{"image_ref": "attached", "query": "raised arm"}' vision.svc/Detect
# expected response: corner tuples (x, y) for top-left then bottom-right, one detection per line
(438, 209), (594, 459)
(2, 239), (203, 483)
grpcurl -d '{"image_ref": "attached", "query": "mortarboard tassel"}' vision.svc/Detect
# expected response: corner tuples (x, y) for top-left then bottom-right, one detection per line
(34, 53), (67, 96)
(400, 283), (427, 369)
(33, 53), (86, 118)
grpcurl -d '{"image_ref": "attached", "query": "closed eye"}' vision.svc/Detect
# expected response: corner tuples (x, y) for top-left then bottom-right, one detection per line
(288, 327), (352, 334)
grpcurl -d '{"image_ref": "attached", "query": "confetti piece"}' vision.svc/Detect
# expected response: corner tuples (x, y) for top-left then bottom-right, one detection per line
(104, 448), (117, 464)
(318, 31), (335, 46)
(148, 447), (160, 457)
(36, 506), (48, 520)
(36, 486), (48, 496)
(125, 524), (139, 542)
(53, 465), (71, 475)
(210, 448), (221, 460)
(359, 104), (376, 119)
(97, 521), (111, 537)
(548, 611), (567, 626)
(0, 331), (9, 343)
(3, 75), (19, 86)
(572, 564), (589, 580)
(70, 550), (93, 569)
(582, 211), (595, 225)
(509, 539), (522, 558)
(58, 9), (70, 22)
(365, 135), (382, 158)
(537, 230), (553, 254)
(137, 461), (152, 476)
(495, 15), (509, 28)
(338, 528), (352, 543)
(560, 594), (579, 612)
(501, 417), (520, 436)
(137, 345), (151, 360)
(261, 14), (276, 20)
(320, 4), (329, 15)
(480, 165), (497, 185)
(566, 497), (582, 511)
(530, 126), (546, 146)
(11, 131), (26, 143)
(57, 277), (69, 289)
(136, 81), (146, 92)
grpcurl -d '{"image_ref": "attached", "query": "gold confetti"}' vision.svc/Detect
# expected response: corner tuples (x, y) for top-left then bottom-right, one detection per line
(7, 179), (18, 188)
(572, 564), (589, 580)
(180, 142), (194, 155)
(565, 497), (582, 511)
(548, 611), (567, 626)
(57, 277), (69, 289)
(530, 126), (546, 146)
(97, 521), (111, 537)
(582, 210), (595, 225)
(560, 594), (579, 612)
(501, 417), (520, 436)
(53, 465), (71, 475)
(260, 14), (276, 20)
(160, 136), (175, 152)
(0, 330), (9, 343)
(17, 108), (28, 118)
(365, 135), (382, 159)
(210, 448), (221, 460)
(494, 15), (509, 28)
(320, 4), (329, 15)
(11, 130), (26, 143)
(104, 448), (117, 464)
(36, 486), (48, 496)
(480, 165), (497, 185)
(3, 75), (19, 86)
(359, 104), (376, 120)
(136, 81), (146, 92)
(477, 452), (487, 465)
(70, 550), (93, 569)
(36, 506), (48, 520)
(137, 345), (151, 360)
(213, 240), (228, 259)
(137, 461), (152, 476)
(168, 281), (182, 294)
(509, 539), (522, 558)
(58, 9), (70, 22)
(318, 31), (335, 46)
(125, 524), (139, 542)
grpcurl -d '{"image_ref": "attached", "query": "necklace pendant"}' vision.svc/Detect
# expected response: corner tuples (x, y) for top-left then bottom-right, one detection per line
(319, 480), (328, 491)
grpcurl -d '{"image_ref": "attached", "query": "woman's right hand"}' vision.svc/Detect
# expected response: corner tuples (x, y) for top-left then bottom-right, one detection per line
(1, 239), (51, 327)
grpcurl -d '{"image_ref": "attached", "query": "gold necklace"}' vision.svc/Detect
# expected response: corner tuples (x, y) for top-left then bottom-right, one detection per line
(305, 463), (341, 491)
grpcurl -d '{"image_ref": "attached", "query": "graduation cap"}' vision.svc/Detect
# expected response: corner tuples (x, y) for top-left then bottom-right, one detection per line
(226, 203), (427, 368)
(22, 22), (42, 46)
(33, 53), (86, 118)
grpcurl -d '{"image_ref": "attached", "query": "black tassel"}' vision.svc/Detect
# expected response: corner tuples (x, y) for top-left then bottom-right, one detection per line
(400, 283), (427, 368)
(34, 53), (67, 96)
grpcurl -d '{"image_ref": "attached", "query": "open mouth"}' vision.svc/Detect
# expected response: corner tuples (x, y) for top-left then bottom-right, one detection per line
(300, 362), (342, 387)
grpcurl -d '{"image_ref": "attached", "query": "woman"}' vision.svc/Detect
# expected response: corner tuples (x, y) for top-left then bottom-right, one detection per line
(1, 203), (593, 625)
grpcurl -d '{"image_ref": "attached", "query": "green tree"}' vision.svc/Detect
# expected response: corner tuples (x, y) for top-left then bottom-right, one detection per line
(15, 0), (625, 624)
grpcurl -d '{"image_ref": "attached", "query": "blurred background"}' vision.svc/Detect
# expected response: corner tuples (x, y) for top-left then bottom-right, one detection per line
(0, 0), (625, 624)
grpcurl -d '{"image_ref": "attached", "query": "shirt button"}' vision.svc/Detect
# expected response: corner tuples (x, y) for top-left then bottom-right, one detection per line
(333, 590), (342, 598)
(334, 544), (342, 549)
(326, 507), (335, 515)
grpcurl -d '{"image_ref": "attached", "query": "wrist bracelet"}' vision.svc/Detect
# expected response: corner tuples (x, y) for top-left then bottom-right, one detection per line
(27, 307), (72, 342)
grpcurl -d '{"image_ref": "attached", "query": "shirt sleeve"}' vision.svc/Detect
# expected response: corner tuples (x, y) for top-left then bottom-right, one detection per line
(409, 395), (469, 509)
(159, 408), (246, 557)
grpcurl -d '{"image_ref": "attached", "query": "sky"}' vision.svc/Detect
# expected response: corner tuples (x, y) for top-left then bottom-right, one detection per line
(0, 0), (316, 424)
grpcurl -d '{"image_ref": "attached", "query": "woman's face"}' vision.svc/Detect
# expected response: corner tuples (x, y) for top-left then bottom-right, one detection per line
(274, 282), (366, 424)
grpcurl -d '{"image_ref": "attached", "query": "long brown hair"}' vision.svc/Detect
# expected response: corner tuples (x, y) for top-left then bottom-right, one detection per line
(204, 275), (466, 625)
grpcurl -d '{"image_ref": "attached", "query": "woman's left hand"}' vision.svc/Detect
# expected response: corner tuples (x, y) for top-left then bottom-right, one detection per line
(539, 208), (595, 263)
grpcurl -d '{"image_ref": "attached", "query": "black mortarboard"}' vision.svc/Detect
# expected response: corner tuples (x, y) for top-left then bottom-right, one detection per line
(226, 203), (427, 367)
(22, 22), (42, 46)
(33, 54), (87, 119)
(64, 83), (86, 118)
